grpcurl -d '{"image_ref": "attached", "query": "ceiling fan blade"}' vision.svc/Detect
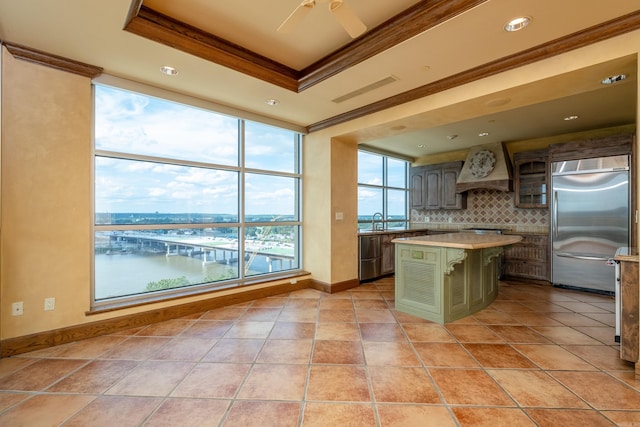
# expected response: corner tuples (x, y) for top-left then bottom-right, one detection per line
(277, 0), (316, 34)
(329, 0), (366, 38)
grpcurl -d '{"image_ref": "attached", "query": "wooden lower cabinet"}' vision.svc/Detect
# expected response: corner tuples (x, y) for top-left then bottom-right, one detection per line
(619, 258), (639, 365)
(503, 233), (549, 281)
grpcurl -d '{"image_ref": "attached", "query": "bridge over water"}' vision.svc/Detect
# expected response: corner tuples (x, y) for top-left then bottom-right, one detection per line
(103, 231), (295, 272)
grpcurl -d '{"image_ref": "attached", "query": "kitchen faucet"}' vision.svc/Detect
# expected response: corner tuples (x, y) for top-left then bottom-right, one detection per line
(371, 212), (384, 231)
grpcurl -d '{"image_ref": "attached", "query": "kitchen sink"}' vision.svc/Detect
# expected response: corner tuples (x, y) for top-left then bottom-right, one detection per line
(461, 228), (505, 234)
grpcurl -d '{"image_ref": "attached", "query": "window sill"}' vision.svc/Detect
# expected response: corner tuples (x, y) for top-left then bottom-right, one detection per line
(86, 270), (311, 315)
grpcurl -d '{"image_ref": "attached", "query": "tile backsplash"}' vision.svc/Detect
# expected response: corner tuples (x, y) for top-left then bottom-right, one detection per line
(411, 189), (549, 233)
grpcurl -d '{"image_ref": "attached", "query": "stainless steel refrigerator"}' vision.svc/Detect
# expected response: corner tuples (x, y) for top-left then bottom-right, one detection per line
(551, 155), (630, 294)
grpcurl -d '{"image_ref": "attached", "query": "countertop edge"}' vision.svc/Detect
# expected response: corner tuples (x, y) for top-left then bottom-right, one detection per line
(614, 247), (639, 262)
(358, 229), (546, 237)
(392, 234), (523, 250)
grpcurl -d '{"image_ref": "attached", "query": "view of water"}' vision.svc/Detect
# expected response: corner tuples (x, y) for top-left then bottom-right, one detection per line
(94, 252), (277, 300)
(93, 218), (298, 300)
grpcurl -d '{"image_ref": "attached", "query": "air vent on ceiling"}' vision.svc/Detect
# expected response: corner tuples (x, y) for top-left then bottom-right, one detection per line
(331, 75), (398, 104)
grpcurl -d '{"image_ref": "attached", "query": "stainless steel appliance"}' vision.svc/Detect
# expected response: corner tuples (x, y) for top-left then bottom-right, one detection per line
(359, 234), (381, 281)
(550, 155), (630, 294)
(461, 228), (504, 235)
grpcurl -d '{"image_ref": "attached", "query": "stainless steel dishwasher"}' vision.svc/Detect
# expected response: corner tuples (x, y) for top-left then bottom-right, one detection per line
(359, 234), (381, 281)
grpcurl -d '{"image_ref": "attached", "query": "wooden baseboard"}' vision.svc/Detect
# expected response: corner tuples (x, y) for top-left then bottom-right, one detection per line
(309, 278), (360, 294)
(0, 279), (312, 358)
(502, 276), (551, 286)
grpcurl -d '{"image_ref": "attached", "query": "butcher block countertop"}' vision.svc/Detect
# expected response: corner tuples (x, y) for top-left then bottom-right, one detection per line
(392, 233), (523, 249)
(615, 247), (639, 263)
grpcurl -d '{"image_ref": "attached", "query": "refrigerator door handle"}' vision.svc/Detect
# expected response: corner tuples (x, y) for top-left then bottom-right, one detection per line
(555, 251), (611, 261)
(553, 191), (558, 237)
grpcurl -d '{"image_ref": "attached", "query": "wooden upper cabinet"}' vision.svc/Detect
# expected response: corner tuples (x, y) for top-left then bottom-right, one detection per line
(441, 164), (466, 209)
(410, 161), (466, 210)
(514, 149), (549, 208)
(410, 167), (426, 209)
(425, 169), (441, 209)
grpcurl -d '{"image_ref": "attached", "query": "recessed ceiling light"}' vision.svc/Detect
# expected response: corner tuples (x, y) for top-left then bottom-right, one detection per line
(160, 65), (178, 76)
(504, 16), (531, 32)
(478, 132), (490, 137)
(601, 74), (627, 85)
(563, 115), (579, 121)
(485, 97), (511, 108)
(265, 99), (280, 106)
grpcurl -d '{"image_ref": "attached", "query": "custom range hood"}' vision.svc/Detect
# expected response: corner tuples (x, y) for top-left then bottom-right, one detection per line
(456, 142), (513, 192)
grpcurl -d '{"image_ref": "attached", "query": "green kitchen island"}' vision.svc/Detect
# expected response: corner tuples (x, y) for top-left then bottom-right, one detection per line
(392, 233), (522, 324)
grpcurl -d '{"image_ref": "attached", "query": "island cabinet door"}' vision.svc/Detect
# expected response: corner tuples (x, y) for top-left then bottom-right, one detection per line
(483, 249), (500, 301)
(445, 266), (469, 319)
(395, 246), (443, 319)
(444, 248), (500, 319)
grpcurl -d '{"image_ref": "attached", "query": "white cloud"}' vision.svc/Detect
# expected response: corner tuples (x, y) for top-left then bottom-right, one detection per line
(366, 177), (383, 185)
(127, 162), (155, 172)
(148, 188), (167, 197)
(358, 188), (379, 200)
(93, 85), (298, 215)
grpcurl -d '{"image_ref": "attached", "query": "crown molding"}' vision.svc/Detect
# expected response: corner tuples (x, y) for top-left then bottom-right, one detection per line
(123, 0), (486, 93)
(2, 41), (103, 78)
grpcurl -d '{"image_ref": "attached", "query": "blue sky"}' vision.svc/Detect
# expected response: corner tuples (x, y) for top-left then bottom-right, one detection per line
(357, 151), (408, 217)
(94, 85), (298, 217)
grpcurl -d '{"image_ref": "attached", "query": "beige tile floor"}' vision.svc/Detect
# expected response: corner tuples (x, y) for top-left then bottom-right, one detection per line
(1, 277), (640, 426)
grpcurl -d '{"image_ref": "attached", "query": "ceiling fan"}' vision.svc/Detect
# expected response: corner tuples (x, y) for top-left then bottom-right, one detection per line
(277, 0), (367, 38)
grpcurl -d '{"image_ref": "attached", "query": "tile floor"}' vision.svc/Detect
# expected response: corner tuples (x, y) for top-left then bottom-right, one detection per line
(1, 278), (640, 426)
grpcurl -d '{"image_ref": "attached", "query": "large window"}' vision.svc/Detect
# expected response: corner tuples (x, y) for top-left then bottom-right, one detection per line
(357, 150), (409, 231)
(93, 84), (302, 306)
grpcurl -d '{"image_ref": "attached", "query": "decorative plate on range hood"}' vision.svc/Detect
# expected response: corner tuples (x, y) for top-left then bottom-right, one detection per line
(469, 149), (496, 178)
(456, 142), (513, 192)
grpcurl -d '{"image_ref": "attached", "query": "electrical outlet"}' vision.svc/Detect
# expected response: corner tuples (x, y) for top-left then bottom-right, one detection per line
(44, 297), (55, 311)
(12, 302), (24, 316)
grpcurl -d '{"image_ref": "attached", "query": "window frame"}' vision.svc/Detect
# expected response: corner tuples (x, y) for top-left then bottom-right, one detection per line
(91, 83), (303, 311)
(357, 149), (409, 231)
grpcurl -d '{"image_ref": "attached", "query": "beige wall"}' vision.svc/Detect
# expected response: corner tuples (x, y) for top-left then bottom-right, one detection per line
(302, 131), (332, 284)
(330, 138), (358, 283)
(1, 48), (92, 338)
(303, 133), (358, 285)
